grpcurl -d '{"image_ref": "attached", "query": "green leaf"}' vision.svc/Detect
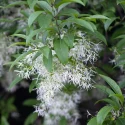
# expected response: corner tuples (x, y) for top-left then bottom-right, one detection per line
(90, 31), (107, 45)
(27, 0), (38, 9)
(117, 0), (125, 4)
(64, 32), (74, 48)
(2, 1), (27, 8)
(58, 0), (85, 6)
(29, 80), (36, 93)
(43, 49), (53, 72)
(38, 14), (52, 29)
(58, 3), (71, 13)
(109, 94), (124, 105)
(41, 46), (50, 59)
(95, 85), (115, 95)
(104, 18), (116, 31)
(58, 8), (79, 17)
(95, 85), (120, 105)
(96, 98), (119, 109)
(9, 76), (23, 89)
(12, 34), (26, 39)
(20, 10), (30, 18)
(54, 39), (69, 64)
(99, 74), (122, 95)
(87, 15), (109, 20)
(87, 117), (97, 125)
(68, 18), (94, 32)
(24, 113), (37, 125)
(116, 38), (125, 49)
(10, 50), (36, 70)
(88, 22), (97, 30)
(97, 106), (113, 125)
(114, 35), (125, 39)
(120, 4), (125, 12)
(117, 53), (125, 61)
(95, 68), (107, 76)
(23, 99), (38, 106)
(0, 18), (22, 23)
(82, 0), (88, 5)
(1, 116), (9, 125)
(116, 118), (125, 125)
(9, 42), (26, 47)
(37, 1), (52, 13)
(26, 28), (43, 44)
(33, 51), (42, 61)
(28, 11), (43, 27)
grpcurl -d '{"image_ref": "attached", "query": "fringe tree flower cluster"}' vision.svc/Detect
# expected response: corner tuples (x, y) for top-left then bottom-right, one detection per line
(35, 91), (81, 125)
(15, 31), (100, 117)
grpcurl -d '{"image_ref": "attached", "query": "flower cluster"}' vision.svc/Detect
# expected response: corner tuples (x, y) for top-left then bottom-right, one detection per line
(70, 31), (100, 64)
(15, 31), (100, 119)
(35, 91), (81, 125)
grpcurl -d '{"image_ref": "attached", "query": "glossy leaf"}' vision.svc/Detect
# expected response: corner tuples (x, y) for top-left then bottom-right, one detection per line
(54, 39), (69, 64)
(12, 34), (26, 39)
(117, 0), (125, 4)
(23, 99), (38, 106)
(96, 98), (119, 109)
(24, 113), (37, 125)
(2, 1), (27, 8)
(87, 117), (97, 125)
(109, 94), (124, 105)
(57, 0), (85, 6)
(38, 14), (52, 28)
(28, 11), (43, 27)
(95, 85), (115, 95)
(29, 80), (36, 93)
(33, 51), (42, 61)
(37, 1), (52, 13)
(104, 18), (116, 31)
(41, 46), (50, 59)
(26, 28), (43, 44)
(97, 106), (113, 125)
(117, 53), (125, 61)
(68, 18), (94, 32)
(87, 15), (109, 20)
(1, 116), (9, 125)
(64, 32), (74, 48)
(58, 3), (71, 13)
(95, 85), (120, 105)
(9, 76), (23, 89)
(27, 0), (38, 9)
(9, 42), (26, 47)
(58, 8), (79, 16)
(116, 118), (125, 125)
(43, 49), (53, 72)
(116, 38), (125, 49)
(100, 74), (122, 95)
(91, 31), (107, 45)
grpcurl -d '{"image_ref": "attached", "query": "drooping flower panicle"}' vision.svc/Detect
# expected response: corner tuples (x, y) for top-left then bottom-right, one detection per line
(14, 31), (100, 119)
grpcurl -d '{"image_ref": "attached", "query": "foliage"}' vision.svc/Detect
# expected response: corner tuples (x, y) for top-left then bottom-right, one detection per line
(1, 0), (125, 124)
(88, 75), (125, 125)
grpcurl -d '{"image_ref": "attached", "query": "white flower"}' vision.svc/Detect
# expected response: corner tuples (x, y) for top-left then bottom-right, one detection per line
(35, 91), (81, 125)
(70, 33), (99, 64)
(14, 31), (99, 120)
